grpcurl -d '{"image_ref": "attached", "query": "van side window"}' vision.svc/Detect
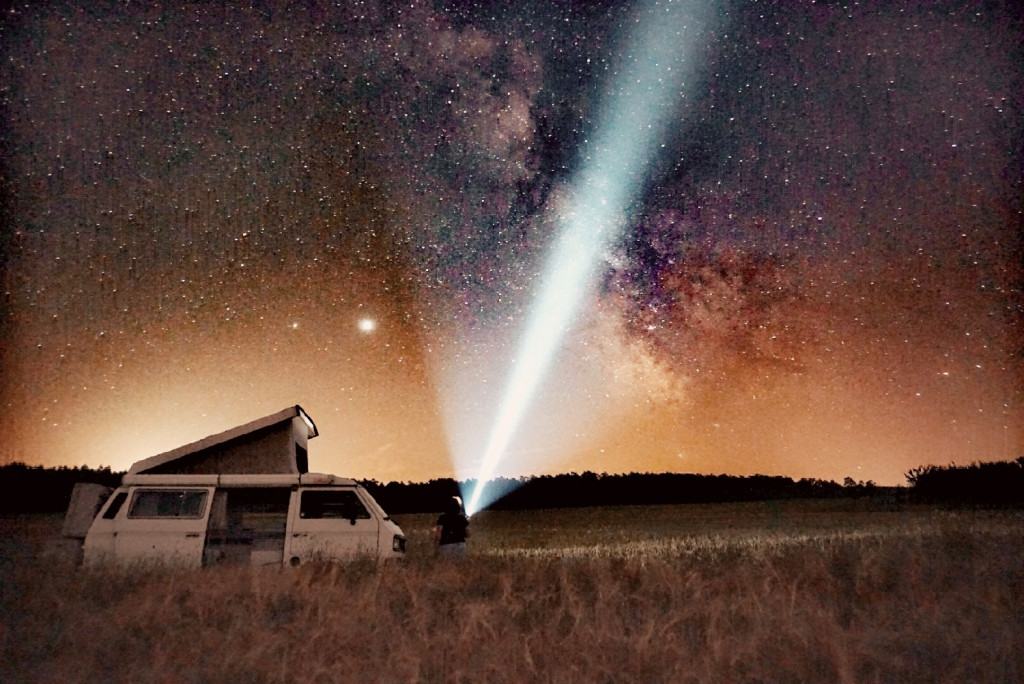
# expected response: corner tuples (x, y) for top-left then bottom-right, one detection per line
(102, 492), (128, 519)
(300, 490), (370, 520)
(128, 489), (208, 518)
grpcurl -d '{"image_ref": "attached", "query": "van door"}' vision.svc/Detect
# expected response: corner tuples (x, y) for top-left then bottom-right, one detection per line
(114, 487), (213, 568)
(203, 487), (291, 566)
(286, 487), (380, 563)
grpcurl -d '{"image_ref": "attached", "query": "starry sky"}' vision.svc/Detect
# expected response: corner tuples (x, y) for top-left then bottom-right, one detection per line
(2, 0), (1021, 487)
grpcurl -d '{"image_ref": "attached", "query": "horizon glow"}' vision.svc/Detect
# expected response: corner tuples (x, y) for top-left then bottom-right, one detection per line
(464, 0), (717, 515)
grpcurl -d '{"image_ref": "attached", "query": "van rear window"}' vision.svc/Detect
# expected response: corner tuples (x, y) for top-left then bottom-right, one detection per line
(128, 490), (208, 518)
(102, 492), (128, 519)
(300, 490), (370, 520)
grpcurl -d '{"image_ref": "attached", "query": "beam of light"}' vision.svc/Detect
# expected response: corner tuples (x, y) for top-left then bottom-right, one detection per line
(464, 0), (717, 516)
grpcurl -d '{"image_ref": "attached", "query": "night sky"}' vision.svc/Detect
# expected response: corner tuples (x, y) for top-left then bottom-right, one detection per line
(2, 0), (1021, 487)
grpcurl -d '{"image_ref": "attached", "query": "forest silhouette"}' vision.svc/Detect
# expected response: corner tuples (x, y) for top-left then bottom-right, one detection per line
(2, 458), (1021, 515)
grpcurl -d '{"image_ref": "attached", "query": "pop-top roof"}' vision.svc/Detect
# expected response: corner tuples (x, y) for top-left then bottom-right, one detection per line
(126, 405), (318, 476)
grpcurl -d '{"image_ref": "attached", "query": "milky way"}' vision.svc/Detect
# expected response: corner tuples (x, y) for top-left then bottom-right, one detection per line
(2, 0), (1021, 486)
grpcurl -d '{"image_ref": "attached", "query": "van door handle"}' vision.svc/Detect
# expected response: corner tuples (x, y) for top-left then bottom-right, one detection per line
(186, 533), (200, 538)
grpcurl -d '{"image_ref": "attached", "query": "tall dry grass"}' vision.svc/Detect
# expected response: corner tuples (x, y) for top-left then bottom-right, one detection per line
(2, 507), (1022, 682)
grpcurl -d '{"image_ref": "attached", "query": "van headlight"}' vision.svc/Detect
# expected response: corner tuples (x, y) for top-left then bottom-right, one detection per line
(392, 535), (406, 553)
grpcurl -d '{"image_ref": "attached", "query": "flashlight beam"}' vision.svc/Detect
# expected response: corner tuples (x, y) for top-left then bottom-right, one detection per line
(466, 0), (716, 516)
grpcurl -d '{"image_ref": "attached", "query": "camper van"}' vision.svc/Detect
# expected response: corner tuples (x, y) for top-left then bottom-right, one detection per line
(63, 406), (406, 567)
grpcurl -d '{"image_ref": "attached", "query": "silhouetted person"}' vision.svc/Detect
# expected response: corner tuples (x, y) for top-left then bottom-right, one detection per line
(434, 495), (470, 557)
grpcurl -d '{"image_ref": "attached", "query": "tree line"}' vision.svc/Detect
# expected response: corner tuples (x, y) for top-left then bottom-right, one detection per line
(904, 457), (1024, 507)
(361, 473), (863, 514)
(0, 463), (122, 514)
(1, 458), (1020, 515)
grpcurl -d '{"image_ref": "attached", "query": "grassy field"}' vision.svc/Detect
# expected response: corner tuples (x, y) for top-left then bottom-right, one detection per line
(2, 502), (1022, 682)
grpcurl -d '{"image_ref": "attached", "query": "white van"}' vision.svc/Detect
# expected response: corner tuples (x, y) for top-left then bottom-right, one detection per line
(63, 406), (407, 567)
